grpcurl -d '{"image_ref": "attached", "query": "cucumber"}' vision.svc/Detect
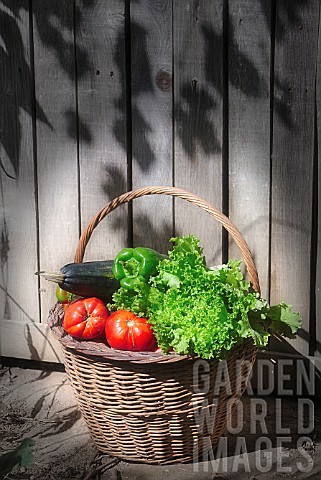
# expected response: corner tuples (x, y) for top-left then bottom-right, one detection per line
(38, 260), (120, 301)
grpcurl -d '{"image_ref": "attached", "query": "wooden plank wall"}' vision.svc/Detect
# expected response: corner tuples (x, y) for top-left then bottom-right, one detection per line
(76, 0), (128, 262)
(270, 0), (319, 356)
(173, 0), (223, 265)
(33, 0), (80, 330)
(131, 0), (173, 253)
(228, 0), (271, 301)
(0, 0), (320, 362)
(0, 4), (42, 357)
(316, 3), (321, 360)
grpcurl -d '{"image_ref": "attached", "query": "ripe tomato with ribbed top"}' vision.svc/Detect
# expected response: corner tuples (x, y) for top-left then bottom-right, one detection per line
(63, 297), (109, 340)
(105, 310), (156, 351)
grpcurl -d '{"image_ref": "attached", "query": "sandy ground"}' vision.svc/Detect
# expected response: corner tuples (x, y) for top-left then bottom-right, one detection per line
(0, 362), (320, 480)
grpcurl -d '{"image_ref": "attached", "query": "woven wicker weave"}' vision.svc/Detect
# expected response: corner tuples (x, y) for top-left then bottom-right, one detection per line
(48, 186), (259, 465)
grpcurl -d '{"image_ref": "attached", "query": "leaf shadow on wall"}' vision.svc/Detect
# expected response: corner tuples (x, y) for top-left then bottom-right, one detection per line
(113, 20), (156, 173)
(33, 0), (95, 148)
(101, 165), (130, 245)
(101, 165), (174, 252)
(0, 0), (95, 180)
(111, 19), (173, 248)
(0, 0), (95, 322)
(260, 0), (310, 41)
(260, 0), (309, 130)
(0, 3), (50, 179)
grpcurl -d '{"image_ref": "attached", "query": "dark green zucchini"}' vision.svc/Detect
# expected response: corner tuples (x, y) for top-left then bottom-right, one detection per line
(38, 260), (120, 301)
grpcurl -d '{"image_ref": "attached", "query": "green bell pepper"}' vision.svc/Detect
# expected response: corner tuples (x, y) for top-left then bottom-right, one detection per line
(113, 247), (167, 290)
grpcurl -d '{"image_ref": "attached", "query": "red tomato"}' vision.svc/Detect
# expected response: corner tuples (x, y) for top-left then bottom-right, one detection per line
(63, 297), (109, 340)
(105, 310), (156, 351)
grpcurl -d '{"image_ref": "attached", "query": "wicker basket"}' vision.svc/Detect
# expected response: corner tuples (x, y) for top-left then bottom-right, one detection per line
(48, 186), (260, 465)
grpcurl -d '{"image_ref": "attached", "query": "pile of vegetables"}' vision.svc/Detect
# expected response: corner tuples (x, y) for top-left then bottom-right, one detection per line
(43, 235), (302, 360)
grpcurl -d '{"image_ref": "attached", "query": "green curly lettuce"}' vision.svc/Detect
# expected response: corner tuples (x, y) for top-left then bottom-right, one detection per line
(146, 236), (263, 358)
(109, 235), (302, 359)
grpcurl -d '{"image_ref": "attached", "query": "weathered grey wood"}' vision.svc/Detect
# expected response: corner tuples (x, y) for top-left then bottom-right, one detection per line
(270, 0), (319, 356)
(316, 4), (321, 358)
(0, 5), (39, 326)
(77, 0), (128, 261)
(32, 0), (79, 323)
(0, 320), (63, 363)
(173, 0), (223, 265)
(131, 0), (173, 253)
(228, 0), (271, 299)
(1, 0), (320, 364)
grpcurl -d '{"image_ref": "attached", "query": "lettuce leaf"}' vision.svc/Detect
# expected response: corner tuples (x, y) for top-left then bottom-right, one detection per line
(265, 302), (302, 339)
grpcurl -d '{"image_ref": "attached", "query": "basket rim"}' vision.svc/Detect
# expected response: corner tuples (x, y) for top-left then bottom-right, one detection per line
(48, 303), (191, 363)
(48, 303), (256, 364)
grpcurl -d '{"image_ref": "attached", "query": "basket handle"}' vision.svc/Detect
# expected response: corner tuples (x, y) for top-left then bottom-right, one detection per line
(74, 186), (261, 293)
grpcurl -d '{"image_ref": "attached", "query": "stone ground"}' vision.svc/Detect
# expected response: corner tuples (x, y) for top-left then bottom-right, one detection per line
(0, 360), (320, 480)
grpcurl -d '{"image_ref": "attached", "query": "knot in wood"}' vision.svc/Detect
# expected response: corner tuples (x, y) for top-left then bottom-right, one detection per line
(155, 70), (171, 91)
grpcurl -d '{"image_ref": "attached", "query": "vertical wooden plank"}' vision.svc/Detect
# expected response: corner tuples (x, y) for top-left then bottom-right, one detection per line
(228, 0), (271, 299)
(173, 0), (223, 265)
(0, 4), (39, 323)
(131, 0), (173, 253)
(270, 0), (319, 355)
(33, 1), (79, 321)
(77, 0), (128, 261)
(316, 4), (321, 358)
